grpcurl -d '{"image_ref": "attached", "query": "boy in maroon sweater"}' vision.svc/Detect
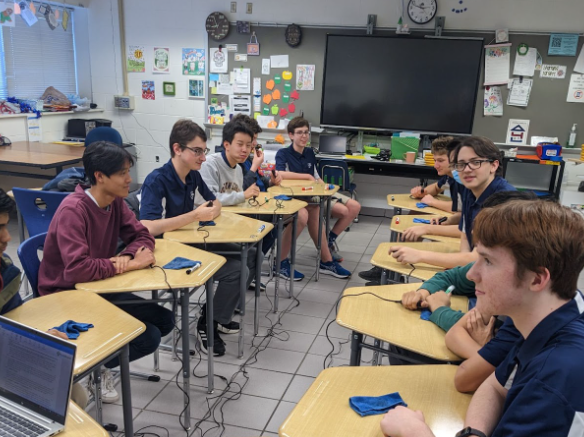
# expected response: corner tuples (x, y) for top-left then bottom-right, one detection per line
(38, 141), (174, 403)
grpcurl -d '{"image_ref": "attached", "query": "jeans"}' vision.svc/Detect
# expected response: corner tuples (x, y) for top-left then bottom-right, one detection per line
(102, 293), (174, 368)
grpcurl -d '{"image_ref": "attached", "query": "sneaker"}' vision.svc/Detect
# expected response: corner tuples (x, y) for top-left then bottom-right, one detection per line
(196, 319), (226, 356)
(319, 261), (351, 279)
(100, 369), (119, 404)
(71, 382), (90, 409)
(217, 320), (240, 334)
(248, 280), (267, 292)
(329, 243), (344, 263)
(358, 266), (383, 281)
(276, 258), (304, 281)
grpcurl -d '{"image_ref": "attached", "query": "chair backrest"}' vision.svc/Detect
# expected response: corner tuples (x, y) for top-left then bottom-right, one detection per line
(12, 188), (70, 237)
(17, 233), (47, 298)
(318, 159), (351, 191)
(84, 126), (123, 147)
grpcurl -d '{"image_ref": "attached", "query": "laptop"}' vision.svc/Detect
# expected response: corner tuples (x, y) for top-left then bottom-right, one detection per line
(318, 135), (347, 157)
(0, 316), (76, 437)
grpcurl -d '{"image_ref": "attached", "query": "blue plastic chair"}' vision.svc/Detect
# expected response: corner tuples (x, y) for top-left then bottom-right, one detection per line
(11, 188), (69, 237)
(84, 126), (123, 147)
(318, 158), (357, 197)
(17, 233), (47, 298)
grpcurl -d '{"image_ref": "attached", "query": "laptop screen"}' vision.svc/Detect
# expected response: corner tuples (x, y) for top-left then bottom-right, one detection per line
(319, 135), (347, 154)
(0, 317), (76, 425)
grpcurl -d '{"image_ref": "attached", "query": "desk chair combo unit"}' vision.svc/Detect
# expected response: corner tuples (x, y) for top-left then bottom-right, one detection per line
(318, 158), (359, 229)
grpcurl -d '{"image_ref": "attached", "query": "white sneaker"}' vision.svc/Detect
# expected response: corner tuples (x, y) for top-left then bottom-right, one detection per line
(100, 369), (120, 404)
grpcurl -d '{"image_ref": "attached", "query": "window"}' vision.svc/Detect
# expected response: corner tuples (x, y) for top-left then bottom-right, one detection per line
(0, 4), (77, 100)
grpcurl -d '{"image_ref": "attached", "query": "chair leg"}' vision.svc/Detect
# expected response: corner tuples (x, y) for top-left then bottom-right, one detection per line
(352, 190), (359, 223)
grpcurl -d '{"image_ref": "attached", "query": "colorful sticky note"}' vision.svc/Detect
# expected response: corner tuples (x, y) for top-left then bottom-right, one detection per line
(279, 108), (288, 117)
(282, 71), (293, 80)
(283, 94), (290, 103)
(254, 112), (260, 119)
(271, 105), (279, 115)
(291, 90), (300, 100)
(266, 79), (275, 90)
(263, 94), (272, 105)
(274, 75), (281, 84)
(268, 120), (278, 128)
(288, 103), (296, 113)
(275, 134), (285, 144)
(263, 107), (270, 115)
(272, 89), (281, 100)
(284, 83), (292, 92)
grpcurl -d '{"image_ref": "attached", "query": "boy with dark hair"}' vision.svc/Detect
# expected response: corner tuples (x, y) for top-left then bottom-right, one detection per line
(38, 141), (174, 403)
(381, 200), (584, 437)
(0, 189), (22, 315)
(140, 119), (243, 357)
(275, 117), (358, 278)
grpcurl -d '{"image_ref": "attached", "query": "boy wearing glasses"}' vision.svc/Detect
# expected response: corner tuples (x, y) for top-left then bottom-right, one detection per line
(140, 119), (241, 357)
(389, 136), (515, 269)
(275, 117), (359, 279)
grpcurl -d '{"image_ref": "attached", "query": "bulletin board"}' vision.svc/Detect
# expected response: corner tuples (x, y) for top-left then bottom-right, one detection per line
(208, 26), (584, 145)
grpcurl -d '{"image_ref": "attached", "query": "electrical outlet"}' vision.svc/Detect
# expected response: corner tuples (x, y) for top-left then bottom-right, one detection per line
(230, 2), (237, 13)
(246, 2), (252, 14)
(155, 156), (159, 162)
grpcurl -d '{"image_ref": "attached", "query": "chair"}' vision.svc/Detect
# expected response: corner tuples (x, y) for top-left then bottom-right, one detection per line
(85, 126), (123, 147)
(12, 188), (70, 237)
(318, 158), (359, 224)
(17, 232), (46, 298)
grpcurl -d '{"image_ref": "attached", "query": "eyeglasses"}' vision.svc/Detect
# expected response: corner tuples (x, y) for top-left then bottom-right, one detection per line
(183, 145), (209, 156)
(294, 130), (310, 136)
(451, 159), (494, 171)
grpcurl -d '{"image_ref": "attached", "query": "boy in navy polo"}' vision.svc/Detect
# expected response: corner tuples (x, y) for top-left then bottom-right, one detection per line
(380, 200), (584, 437)
(0, 188), (22, 315)
(275, 117), (357, 279)
(389, 136), (515, 269)
(139, 119), (241, 357)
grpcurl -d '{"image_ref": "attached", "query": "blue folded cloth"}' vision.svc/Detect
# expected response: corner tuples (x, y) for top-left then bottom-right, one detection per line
(420, 309), (432, 321)
(416, 202), (429, 208)
(349, 392), (407, 417)
(163, 257), (201, 269)
(52, 320), (94, 340)
(199, 220), (216, 226)
(274, 195), (292, 201)
(412, 218), (431, 224)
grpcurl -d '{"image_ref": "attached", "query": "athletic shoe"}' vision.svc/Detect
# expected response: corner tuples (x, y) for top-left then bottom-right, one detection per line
(217, 320), (240, 334)
(196, 319), (226, 356)
(248, 280), (267, 292)
(329, 243), (344, 263)
(276, 258), (304, 281)
(319, 261), (351, 279)
(100, 368), (119, 404)
(358, 266), (383, 281)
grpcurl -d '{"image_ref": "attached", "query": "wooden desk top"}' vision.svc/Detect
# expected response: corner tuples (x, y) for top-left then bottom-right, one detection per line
(4, 290), (145, 376)
(279, 365), (471, 437)
(387, 193), (454, 216)
(163, 211), (274, 244)
(221, 194), (307, 215)
(370, 242), (460, 282)
(337, 284), (466, 361)
(64, 401), (107, 437)
(76, 240), (226, 293)
(268, 181), (340, 197)
(0, 141), (84, 167)
(391, 215), (461, 245)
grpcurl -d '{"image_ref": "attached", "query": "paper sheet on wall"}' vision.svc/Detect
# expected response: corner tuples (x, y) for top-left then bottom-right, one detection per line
(262, 59), (270, 75)
(257, 115), (274, 129)
(548, 33), (579, 56)
(574, 47), (584, 74)
(567, 74), (584, 103)
(507, 78), (533, 107)
(270, 55), (289, 68)
(484, 44), (512, 86)
(512, 48), (537, 77)
(229, 95), (251, 115)
(483, 86), (503, 116)
(232, 68), (250, 93)
(253, 77), (261, 96)
(210, 48), (229, 73)
(27, 116), (42, 142)
(540, 64), (567, 79)
(296, 65), (315, 91)
(506, 119), (530, 145)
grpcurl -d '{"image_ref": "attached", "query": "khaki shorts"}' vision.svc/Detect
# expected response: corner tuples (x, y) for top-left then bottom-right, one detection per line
(310, 192), (351, 206)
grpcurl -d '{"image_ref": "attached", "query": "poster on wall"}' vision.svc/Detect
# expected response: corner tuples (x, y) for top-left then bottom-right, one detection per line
(127, 45), (145, 73)
(189, 77), (205, 99)
(296, 64), (315, 90)
(0, 3), (15, 27)
(152, 47), (170, 73)
(210, 48), (228, 73)
(182, 48), (205, 75)
(567, 74), (584, 103)
(506, 119), (530, 145)
(483, 86), (503, 116)
(142, 80), (155, 100)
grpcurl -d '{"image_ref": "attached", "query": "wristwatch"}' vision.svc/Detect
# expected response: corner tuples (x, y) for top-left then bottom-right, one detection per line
(455, 427), (487, 437)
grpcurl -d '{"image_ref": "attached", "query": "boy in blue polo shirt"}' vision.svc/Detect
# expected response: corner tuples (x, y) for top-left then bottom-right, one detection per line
(380, 200), (584, 437)
(389, 136), (515, 269)
(0, 189), (22, 315)
(275, 117), (358, 279)
(139, 119), (242, 357)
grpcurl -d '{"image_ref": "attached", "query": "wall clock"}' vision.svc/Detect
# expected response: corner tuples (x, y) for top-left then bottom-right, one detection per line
(285, 24), (302, 48)
(206, 12), (230, 41)
(407, 0), (438, 24)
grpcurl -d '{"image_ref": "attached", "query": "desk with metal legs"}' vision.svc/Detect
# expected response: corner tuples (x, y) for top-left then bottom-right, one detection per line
(390, 214), (461, 245)
(387, 193), (454, 216)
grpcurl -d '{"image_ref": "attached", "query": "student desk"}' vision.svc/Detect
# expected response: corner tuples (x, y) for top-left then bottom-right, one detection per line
(162, 211), (273, 356)
(222, 196), (308, 313)
(387, 193), (454, 216)
(268, 181), (339, 281)
(64, 401), (108, 436)
(390, 215), (461, 245)
(4, 290), (143, 436)
(0, 141), (84, 180)
(75, 240), (226, 430)
(279, 365), (471, 437)
(337, 284), (466, 365)
(371, 241), (460, 283)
